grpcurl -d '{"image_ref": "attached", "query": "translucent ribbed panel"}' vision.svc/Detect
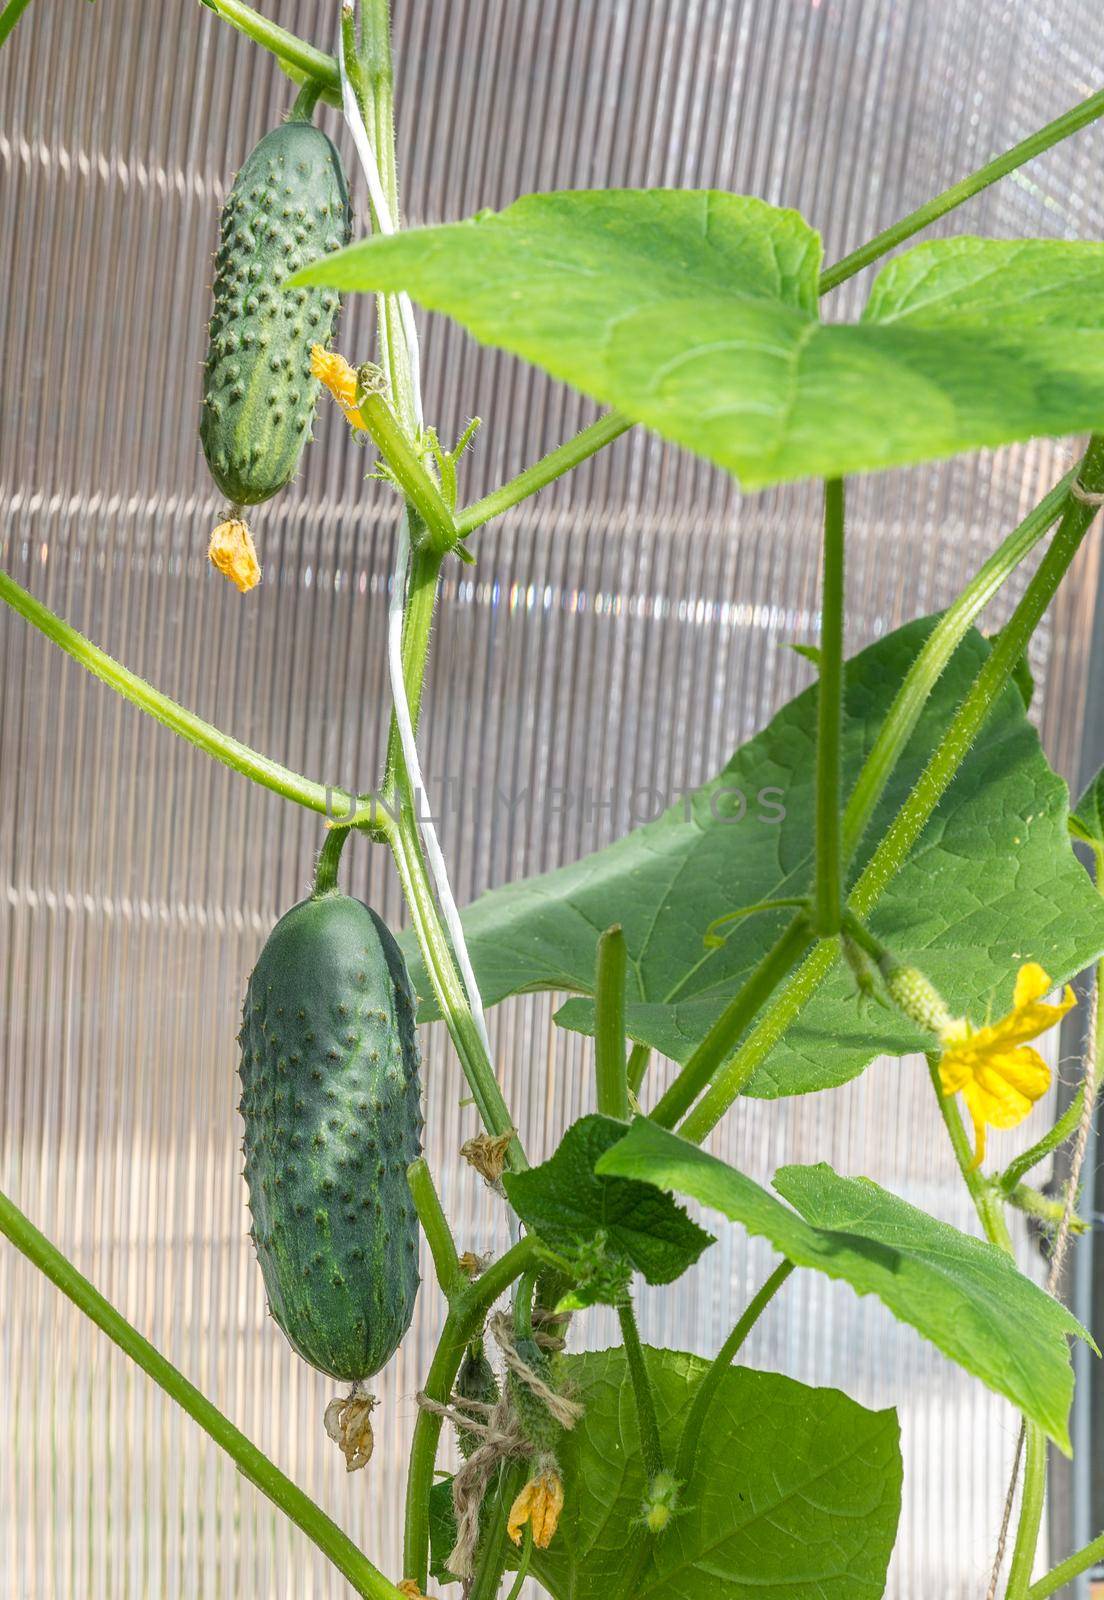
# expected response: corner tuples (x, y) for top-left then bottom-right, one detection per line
(1, 3), (1102, 1597)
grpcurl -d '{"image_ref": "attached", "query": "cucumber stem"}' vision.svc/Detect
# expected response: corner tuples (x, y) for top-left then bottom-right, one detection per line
(288, 79), (323, 122)
(312, 825), (349, 895)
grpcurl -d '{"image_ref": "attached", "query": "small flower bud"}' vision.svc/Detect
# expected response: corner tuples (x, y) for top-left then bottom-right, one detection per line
(640, 1471), (682, 1534)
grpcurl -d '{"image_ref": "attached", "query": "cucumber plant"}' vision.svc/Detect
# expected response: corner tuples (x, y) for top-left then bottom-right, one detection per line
(2, 4), (1104, 1599)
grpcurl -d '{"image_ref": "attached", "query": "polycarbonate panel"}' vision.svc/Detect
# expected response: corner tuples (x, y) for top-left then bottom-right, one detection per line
(2, 2), (1102, 1597)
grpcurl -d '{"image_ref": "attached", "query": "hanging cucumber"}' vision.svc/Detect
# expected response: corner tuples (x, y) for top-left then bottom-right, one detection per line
(238, 891), (423, 1383)
(201, 83), (351, 590)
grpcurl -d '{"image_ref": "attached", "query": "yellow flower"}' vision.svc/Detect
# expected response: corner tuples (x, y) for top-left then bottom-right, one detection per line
(937, 963), (1075, 1168)
(208, 518), (260, 593)
(507, 1468), (564, 1549)
(310, 344), (362, 427)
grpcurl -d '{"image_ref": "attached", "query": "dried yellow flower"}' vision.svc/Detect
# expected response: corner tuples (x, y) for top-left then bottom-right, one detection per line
(457, 1250), (491, 1278)
(460, 1130), (515, 1184)
(310, 343), (363, 427)
(397, 1583), (429, 1599)
(208, 518), (260, 593)
(323, 1390), (376, 1473)
(507, 1467), (564, 1549)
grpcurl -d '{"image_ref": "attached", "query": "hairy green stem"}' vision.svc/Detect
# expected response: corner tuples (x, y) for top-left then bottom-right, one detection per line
(455, 411), (633, 537)
(0, 0), (35, 48)
(618, 1300), (664, 1477)
(408, 1157), (464, 1300)
(626, 1042), (652, 1096)
(358, 391), (458, 554)
(595, 925), (630, 1119)
(379, 543), (444, 806)
(402, 1236), (540, 1589)
(675, 1260), (795, 1482)
(0, 567), (355, 821)
(198, 0), (342, 104)
(0, 1187), (404, 1600)
(815, 480), (846, 933)
(841, 469), (1076, 862)
(1027, 1529), (1104, 1598)
(504, 1527), (534, 1600)
(389, 805), (523, 1167)
(312, 825), (349, 894)
(819, 86), (1104, 293)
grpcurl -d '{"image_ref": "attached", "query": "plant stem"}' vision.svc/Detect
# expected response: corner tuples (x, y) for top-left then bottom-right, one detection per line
(679, 442), (1104, 1143)
(0, 567), (356, 821)
(467, 1471), (516, 1600)
(626, 1042), (652, 1096)
(454, 411), (633, 538)
(595, 925), (630, 1119)
(926, 1057), (1013, 1252)
(390, 804), (523, 1167)
(1027, 1529), (1104, 1598)
(0, 0), (34, 50)
(815, 480), (845, 934)
(312, 825), (349, 894)
(618, 1300), (664, 1477)
(0, 1187), (404, 1600)
(358, 391), (458, 554)
(848, 436), (1104, 917)
(840, 470), (1075, 863)
(652, 916), (814, 1128)
(408, 1157), (464, 1300)
(1006, 1426), (1048, 1599)
(380, 543), (445, 803)
(199, 0), (342, 105)
(403, 1236), (540, 1589)
(504, 1526), (534, 1600)
(819, 87), (1104, 293)
(675, 1260), (795, 1482)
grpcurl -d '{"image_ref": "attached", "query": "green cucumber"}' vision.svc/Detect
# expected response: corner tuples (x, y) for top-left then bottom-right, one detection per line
(455, 1341), (499, 1459)
(238, 892), (423, 1381)
(201, 98), (351, 510)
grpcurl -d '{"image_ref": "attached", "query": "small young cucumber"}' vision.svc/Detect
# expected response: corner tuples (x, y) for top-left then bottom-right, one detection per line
(238, 892), (423, 1382)
(201, 97), (351, 512)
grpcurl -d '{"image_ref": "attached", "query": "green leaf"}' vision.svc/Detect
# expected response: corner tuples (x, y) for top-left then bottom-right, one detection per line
(401, 618), (1104, 1099)
(597, 1119), (1092, 1452)
(1071, 763), (1104, 848)
(429, 1478), (460, 1586)
(292, 191), (1104, 488)
(530, 1345), (900, 1600)
(502, 1114), (713, 1286)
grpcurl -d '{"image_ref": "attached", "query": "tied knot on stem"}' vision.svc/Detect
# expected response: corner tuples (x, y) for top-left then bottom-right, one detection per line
(415, 1308), (579, 1580)
(323, 1383), (377, 1473)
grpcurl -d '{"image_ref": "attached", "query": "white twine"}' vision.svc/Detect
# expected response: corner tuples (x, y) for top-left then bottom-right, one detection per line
(337, 10), (501, 1151)
(1070, 479), (1104, 510)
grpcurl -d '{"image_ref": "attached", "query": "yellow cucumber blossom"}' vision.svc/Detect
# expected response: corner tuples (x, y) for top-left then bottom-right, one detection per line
(507, 1466), (564, 1549)
(937, 962), (1075, 1169)
(310, 344), (363, 428)
(208, 517), (260, 593)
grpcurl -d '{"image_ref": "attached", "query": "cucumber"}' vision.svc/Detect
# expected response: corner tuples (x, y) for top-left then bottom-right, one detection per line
(455, 1341), (499, 1459)
(238, 892), (423, 1381)
(201, 102), (351, 512)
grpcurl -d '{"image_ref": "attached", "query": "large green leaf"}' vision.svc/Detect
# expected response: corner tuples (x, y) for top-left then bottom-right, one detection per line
(293, 191), (1104, 487)
(501, 1114), (713, 1285)
(399, 619), (1104, 1099)
(597, 1119), (1091, 1452)
(530, 1345), (901, 1600)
